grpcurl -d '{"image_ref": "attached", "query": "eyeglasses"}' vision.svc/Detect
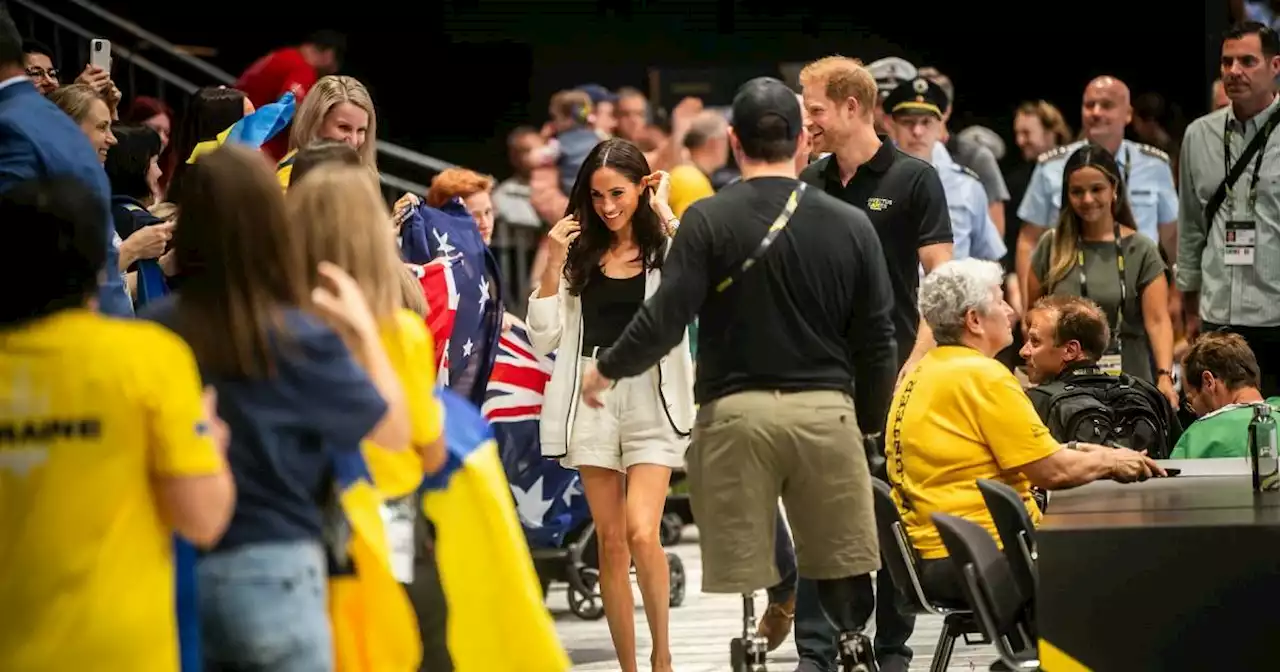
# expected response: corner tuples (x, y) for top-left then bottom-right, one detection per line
(26, 67), (58, 80)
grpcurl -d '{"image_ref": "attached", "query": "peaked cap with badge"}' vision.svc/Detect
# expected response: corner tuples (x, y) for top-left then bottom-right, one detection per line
(882, 76), (949, 118)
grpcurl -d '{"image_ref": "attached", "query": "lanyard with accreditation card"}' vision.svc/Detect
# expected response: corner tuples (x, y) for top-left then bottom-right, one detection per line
(1218, 112), (1280, 266)
(1076, 221), (1127, 376)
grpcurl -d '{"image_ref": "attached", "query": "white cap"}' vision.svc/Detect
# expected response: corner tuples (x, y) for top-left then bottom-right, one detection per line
(867, 57), (918, 93)
(957, 125), (1007, 162)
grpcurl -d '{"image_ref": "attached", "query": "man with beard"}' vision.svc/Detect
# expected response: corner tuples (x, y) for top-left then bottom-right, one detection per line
(797, 55), (952, 672)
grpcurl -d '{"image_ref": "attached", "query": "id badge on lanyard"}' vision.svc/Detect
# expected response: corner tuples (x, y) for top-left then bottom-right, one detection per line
(1225, 218), (1257, 266)
(1076, 224), (1127, 377)
(1223, 120), (1268, 267)
(380, 496), (417, 584)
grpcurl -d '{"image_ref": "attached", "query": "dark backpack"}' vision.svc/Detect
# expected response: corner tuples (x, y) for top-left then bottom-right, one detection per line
(1027, 369), (1176, 459)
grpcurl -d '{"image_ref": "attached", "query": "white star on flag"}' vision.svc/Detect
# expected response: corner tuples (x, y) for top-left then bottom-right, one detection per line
(432, 228), (455, 256)
(511, 476), (554, 528)
(562, 479), (580, 506)
(478, 276), (489, 310)
(462, 339), (474, 358)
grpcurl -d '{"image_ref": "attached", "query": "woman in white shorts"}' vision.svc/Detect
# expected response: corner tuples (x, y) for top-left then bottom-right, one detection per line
(526, 137), (694, 672)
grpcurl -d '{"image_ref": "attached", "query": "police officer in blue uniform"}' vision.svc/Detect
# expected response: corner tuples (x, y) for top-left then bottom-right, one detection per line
(1015, 76), (1178, 295)
(884, 77), (1006, 261)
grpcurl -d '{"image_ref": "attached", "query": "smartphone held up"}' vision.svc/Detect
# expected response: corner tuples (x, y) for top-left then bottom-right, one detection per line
(90, 39), (112, 72)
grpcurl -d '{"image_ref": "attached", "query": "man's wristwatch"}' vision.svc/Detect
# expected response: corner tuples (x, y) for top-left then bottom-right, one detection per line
(1156, 368), (1173, 381)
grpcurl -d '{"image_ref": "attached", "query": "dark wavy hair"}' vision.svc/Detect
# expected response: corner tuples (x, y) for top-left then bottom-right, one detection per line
(562, 137), (665, 296)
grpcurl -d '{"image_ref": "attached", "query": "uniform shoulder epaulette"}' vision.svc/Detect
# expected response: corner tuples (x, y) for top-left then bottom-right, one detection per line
(1036, 144), (1074, 164)
(1135, 142), (1171, 164)
(951, 163), (981, 181)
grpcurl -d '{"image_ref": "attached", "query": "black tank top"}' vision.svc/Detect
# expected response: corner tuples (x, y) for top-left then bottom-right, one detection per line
(580, 266), (645, 354)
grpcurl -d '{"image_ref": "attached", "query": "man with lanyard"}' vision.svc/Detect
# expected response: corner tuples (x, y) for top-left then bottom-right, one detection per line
(1179, 21), (1280, 398)
(1016, 76), (1178, 302)
(798, 55), (953, 672)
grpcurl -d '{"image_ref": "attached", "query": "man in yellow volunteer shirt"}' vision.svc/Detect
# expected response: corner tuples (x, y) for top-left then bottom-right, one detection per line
(667, 110), (730, 217)
(885, 259), (1162, 602)
(0, 178), (234, 672)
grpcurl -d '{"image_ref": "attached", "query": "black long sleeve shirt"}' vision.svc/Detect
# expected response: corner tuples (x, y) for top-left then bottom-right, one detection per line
(595, 176), (898, 436)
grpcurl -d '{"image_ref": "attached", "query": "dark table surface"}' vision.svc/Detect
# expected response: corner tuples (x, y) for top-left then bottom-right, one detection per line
(1041, 458), (1280, 521)
(1037, 458), (1280, 671)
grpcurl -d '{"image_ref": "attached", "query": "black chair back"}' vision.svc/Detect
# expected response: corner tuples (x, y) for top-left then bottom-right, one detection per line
(871, 478), (930, 613)
(976, 479), (1039, 602)
(932, 513), (1040, 669)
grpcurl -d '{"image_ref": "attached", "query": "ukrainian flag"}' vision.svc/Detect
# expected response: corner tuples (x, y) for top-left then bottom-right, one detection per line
(185, 91), (297, 164)
(422, 388), (570, 671)
(329, 449), (423, 672)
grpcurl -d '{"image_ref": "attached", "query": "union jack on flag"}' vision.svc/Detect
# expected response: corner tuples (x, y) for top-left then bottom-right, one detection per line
(484, 319), (588, 549)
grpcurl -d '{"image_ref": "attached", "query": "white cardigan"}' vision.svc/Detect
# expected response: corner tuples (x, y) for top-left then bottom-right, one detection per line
(525, 264), (696, 458)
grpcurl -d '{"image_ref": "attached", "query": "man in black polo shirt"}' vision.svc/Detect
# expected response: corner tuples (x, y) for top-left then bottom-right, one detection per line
(580, 76), (898, 672)
(797, 55), (953, 672)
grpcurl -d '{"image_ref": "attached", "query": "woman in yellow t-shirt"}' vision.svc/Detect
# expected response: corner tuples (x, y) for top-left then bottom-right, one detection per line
(0, 178), (233, 672)
(885, 259), (1163, 602)
(288, 162), (447, 490)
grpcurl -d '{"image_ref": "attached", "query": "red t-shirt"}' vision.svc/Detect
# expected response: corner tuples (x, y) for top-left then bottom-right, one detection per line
(235, 47), (317, 161)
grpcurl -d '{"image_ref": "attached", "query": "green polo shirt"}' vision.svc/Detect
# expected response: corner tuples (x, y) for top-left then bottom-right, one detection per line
(1170, 397), (1280, 459)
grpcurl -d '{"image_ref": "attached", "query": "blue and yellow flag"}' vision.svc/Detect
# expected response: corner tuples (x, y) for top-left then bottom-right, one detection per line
(186, 91), (297, 164)
(329, 449), (422, 672)
(422, 388), (570, 672)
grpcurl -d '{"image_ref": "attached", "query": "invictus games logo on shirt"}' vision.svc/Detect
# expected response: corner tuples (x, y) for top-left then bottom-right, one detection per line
(866, 197), (894, 212)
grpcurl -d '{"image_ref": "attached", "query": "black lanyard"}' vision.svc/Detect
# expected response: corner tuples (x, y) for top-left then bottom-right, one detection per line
(1120, 145), (1131, 186)
(1223, 115), (1275, 215)
(1076, 221), (1126, 347)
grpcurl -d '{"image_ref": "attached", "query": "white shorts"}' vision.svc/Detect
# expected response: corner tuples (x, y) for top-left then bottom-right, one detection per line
(563, 355), (688, 473)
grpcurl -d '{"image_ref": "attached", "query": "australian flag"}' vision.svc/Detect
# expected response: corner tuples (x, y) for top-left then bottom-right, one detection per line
(401, 199), (503, 408)
(483, 319), (589, 549)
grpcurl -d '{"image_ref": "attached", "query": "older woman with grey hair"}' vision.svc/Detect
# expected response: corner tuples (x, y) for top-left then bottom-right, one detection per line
(885, 258), (1163, 602)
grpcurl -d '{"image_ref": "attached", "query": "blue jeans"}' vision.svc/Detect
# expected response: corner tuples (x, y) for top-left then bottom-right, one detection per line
(198, 540), (333, 672)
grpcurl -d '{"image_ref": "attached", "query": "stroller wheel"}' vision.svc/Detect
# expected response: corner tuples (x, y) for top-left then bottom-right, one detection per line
(667, 552), (686, 607)
(567, 567), (605, 620)
(659, 513), (684, 546)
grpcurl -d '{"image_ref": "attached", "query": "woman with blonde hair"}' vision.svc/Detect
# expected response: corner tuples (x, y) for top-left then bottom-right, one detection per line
(280, 75), (377, 185)
(287, 161), (444, 671)
(50, 83), (116, 163)
(143, 145), (412, 671)
(288, 162), (445, 481)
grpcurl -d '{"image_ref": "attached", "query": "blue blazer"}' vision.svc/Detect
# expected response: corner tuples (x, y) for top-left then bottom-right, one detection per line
(0, 79), (133, 317)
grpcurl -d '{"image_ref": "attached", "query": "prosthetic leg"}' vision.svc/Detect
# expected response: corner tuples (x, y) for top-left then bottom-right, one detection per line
(729, 593), (769, 672)
(817, 575), (879, 672)
(836, 631), (877, 672)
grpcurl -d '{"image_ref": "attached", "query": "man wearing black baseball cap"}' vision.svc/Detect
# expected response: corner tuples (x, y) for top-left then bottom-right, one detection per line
(580, 77), (897, 672)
